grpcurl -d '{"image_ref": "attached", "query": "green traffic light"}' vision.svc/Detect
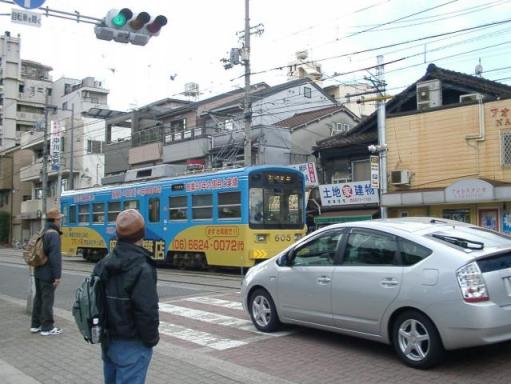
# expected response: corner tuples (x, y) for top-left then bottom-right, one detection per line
(111, 8), (133, 28)
(112, 14), (127, 27)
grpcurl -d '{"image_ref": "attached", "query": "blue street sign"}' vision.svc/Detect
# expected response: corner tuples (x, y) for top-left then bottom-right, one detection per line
(13, 0), (46, 10)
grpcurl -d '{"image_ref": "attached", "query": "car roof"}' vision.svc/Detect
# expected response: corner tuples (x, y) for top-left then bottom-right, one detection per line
(323, 217), (472, 236)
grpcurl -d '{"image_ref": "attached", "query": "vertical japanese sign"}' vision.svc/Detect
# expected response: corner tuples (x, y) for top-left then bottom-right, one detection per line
(291, 162), (319, 188)
(370, 155), (380, 189)
(50, 121), (63, 171)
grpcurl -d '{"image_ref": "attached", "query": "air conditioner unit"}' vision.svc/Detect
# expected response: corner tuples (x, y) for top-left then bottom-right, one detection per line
(391, 170), (411, 185)
(460, 93), (482, 103)
(416, 80), (442, 111)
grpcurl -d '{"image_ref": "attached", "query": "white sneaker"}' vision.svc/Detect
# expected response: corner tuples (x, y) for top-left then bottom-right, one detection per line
(30, 327), (41, 333)
(40, 327), (62, 336)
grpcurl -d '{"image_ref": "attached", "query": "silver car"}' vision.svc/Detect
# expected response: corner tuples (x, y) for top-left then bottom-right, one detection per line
(241, 217), (511, 368)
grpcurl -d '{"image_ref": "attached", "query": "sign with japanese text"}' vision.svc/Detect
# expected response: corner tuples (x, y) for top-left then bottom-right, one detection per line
(11, 8), (41, 27)
(50, 120), (63, 171)
(490, 105), (511, 128)
(291, 162), (319, 187)
(112, 186), (162, 199)
(185, 177), (238, 192)
(445, 179), (494, 202)
(319, 181), (379, 207)
(370, 156), (380, 189)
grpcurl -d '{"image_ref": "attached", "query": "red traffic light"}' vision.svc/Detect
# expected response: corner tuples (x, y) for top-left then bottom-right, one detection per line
(146, 15), (167, 34)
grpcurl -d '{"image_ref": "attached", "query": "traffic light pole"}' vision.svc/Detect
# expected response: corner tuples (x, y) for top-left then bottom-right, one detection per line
(41, 91), (49, 228)
(243, 0), (252, 167)
(70, 103), (75, 190)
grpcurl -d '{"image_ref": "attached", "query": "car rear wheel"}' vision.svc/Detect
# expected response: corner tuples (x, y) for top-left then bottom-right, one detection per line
(392, 310), (445, 369)
(249, 289), (280, 332)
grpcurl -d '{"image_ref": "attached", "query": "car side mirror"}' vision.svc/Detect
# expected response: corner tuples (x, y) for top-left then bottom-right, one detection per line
(278, 250), (294, 267)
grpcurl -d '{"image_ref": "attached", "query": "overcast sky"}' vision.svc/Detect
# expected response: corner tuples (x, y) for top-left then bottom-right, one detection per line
(2, 0), (511, 110)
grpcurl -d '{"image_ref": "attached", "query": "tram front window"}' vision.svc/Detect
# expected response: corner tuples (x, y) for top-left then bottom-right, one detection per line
(249, 187), (303, 229)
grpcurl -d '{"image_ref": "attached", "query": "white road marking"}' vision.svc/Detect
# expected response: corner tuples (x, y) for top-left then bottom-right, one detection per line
(158, 303), (291, 336)
(184, 296), (244, 310)
(159, 321), (247, 351)
(159, 303), (252, 328)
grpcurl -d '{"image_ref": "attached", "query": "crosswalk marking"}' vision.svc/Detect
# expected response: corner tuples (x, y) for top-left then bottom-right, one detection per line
(159, 321), (247, 351)
(183, 296), (244, 311)
(159, 303), (253, 328)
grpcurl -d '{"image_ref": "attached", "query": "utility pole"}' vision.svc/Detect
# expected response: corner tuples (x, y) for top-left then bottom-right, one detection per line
(41, 90), (49, 228)
(243, 0), (252, 167)
(70, 103), (75, 190)
(376, 55), (388, 219)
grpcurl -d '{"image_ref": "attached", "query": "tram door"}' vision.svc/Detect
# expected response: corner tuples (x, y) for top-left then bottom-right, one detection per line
(146, 197), (165, 261)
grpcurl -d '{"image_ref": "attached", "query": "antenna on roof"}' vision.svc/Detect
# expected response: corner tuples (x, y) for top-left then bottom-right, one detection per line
(475, 58), (483, 77)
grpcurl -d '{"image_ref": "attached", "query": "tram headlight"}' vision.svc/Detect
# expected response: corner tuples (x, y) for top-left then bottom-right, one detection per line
(255, 234), (267, 242)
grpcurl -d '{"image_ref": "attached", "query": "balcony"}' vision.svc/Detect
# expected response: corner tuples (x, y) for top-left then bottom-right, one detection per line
(20, 129), (44, 150)
(20, 157), (71, 182)
(17, 111), (44, 124)
(21, 198), (59, 220)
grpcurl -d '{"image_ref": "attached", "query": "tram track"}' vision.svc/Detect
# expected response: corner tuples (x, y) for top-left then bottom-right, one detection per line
(0, 253), (242, 290)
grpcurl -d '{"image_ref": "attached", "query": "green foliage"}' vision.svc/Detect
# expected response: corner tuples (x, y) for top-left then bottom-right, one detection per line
(0, 211), (10, 243)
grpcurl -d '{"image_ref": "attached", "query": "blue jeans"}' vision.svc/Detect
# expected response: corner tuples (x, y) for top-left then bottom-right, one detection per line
(102, 339), (153, 384)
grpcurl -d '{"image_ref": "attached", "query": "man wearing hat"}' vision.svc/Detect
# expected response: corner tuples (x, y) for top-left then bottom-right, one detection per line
(93, 209), (159, 384)
(30, 207), (63, 336)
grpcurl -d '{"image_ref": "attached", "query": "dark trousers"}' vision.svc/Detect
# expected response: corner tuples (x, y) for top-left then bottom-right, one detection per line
(31, 278), (55, 331)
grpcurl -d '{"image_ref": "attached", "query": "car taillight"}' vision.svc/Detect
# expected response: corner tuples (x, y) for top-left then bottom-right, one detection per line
(456, 261), (489, 303)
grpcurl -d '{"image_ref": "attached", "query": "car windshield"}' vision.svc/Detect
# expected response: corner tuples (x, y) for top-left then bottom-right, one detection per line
(430, 226), (511, 249)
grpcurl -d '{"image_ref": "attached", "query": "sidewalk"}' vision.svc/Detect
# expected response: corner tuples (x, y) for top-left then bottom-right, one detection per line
(0, 295), (293, 384)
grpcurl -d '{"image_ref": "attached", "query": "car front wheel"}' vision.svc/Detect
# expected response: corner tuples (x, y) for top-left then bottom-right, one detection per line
(249, 288), (280, 332)
(392, 310), (445, 369)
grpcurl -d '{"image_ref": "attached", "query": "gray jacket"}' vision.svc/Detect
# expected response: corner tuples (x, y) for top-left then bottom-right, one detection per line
(34, 222), (62, 282)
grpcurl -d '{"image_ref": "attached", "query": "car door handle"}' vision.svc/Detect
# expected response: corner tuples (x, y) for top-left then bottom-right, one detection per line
(317, 276), (331, 285)
(380, 278), (399, 287)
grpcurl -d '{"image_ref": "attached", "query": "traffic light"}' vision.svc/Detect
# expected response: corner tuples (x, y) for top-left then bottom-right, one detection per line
(94, 9), (167, 46)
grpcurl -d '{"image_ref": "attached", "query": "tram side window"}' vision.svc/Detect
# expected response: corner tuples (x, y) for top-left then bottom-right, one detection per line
(124, 200), (139, 210)
(218, 191), (241, 219)
(169, 195), (187, 221)
(78, 204), (89, 223)
(92, 203), (105, 224)
(149, 198), (160, 222)
(108, 202), (121, 223)
(192, 194), (212, 220)
(68, 205), (77, 224)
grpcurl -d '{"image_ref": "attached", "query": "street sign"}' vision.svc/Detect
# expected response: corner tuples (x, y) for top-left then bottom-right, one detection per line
(13, 0), (46, 10)
(370, 155), (380, 189)
(11, 8), (41, 27)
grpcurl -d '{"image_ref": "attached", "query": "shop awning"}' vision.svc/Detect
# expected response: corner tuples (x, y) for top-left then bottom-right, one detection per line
(314, 209), (379, 224)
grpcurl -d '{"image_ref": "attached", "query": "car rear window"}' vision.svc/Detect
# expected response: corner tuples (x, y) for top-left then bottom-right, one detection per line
(478, 252), (511, 273)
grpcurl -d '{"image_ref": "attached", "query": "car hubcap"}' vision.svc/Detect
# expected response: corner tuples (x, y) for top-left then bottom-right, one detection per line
(398, 319), (430, 362)
(252, 295), (271, 327)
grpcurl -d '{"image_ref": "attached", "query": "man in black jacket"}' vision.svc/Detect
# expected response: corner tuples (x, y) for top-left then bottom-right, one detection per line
(30, 207), (63, 336)
(93, 209), (159, 384)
